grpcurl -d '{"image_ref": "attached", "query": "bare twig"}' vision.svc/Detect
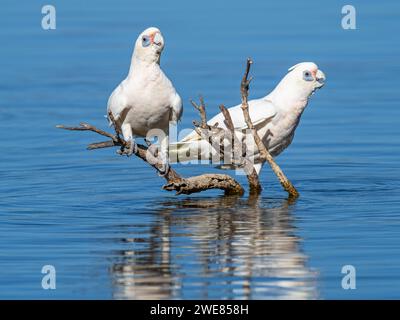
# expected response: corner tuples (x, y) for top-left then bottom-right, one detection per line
(57, 122), (116, 141)
(219, 104), (262, 193)
(219, 104), (235, 132)
(240, 58), (299, 199)
(191, 96), (208, 129)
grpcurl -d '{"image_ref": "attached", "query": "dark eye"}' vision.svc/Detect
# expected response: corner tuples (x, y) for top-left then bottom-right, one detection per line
(142, 35), (150, 47)
(303, 70), (313, 81)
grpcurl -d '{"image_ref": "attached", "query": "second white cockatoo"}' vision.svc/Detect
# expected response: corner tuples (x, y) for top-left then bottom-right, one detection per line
(169, 62), (325, 174)
(107, 27), (183, 174)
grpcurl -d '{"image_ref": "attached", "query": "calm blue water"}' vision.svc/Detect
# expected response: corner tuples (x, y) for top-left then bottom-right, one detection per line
(0, 0), (400, 299)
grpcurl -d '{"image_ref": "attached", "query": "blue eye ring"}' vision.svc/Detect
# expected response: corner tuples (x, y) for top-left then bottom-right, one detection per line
(142, 35), (151, 47)
(303, 70), (313, 81)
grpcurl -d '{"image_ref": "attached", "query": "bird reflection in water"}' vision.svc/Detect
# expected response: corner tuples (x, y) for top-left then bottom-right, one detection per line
(110, 195), (318, 299)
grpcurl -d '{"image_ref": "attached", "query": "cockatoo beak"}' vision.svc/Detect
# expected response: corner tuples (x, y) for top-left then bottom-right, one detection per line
(316, 70), (326, 87)
(150, 32), (163, 46)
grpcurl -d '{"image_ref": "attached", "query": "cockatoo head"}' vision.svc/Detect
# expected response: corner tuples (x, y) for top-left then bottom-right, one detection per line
(286, 62), (326, 97)
(133, 27), (165, 63)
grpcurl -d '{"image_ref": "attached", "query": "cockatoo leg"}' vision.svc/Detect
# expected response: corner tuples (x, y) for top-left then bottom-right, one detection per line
(119, 123), (137, 156)
(158, 135), (170, 176)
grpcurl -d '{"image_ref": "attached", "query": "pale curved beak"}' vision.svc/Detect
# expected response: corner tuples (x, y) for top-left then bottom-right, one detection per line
(151, 32), (163, 46)
(316, 70), (326, 87)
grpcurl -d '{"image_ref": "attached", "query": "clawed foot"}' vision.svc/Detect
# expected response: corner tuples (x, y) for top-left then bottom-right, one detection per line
(146, 143), (170, 176)
(146, 143), (159, 158)
(117, 139), (137, 156)
(158, 161), (170, 177)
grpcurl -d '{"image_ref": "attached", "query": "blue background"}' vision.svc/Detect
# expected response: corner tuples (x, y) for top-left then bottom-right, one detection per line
(0, 0), (399, 299)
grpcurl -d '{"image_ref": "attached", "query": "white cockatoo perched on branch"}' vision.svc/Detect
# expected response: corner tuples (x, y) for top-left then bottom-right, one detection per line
(169, 62), (325, 175)
(107, 27), (183, 175)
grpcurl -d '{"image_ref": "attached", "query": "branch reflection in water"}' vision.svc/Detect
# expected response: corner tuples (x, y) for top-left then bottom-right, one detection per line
(110, 195), (318, 299)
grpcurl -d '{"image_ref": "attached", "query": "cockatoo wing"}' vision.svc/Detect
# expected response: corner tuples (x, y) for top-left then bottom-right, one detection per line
(180, 98), (276, 143)
(107, 82), (130, 127)
(169, 91), (183, 124)
(209, 98), (276, 130)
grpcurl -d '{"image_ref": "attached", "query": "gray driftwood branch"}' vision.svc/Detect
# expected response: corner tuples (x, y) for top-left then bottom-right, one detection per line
(57, 112), (244, 196)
